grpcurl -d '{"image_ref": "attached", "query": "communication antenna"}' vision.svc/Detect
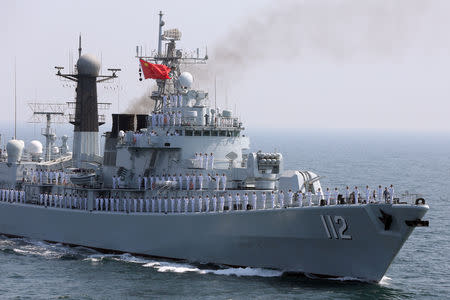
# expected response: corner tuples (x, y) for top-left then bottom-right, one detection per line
(14, 58), (17, 140)
(214, 76), (217, 112)
(78, 34), (82, 59)
(28, 103), (67, 161)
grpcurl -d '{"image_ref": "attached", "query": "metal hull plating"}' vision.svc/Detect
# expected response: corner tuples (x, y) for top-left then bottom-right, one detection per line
(0, 202), (428, 282)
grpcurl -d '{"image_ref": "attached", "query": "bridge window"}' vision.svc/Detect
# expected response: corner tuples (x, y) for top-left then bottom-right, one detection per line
(219, 131), (227, 136)
(212, 131), (218, 136)
(203, 130), (210, 136)
(194, 130), (201, 136)
(185, 130), (193, 136)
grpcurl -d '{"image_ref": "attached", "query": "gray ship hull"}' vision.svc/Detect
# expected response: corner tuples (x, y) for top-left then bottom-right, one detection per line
(0, 202), (428, 282)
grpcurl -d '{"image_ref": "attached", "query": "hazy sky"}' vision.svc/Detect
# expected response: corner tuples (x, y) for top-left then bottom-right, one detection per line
(1, 0), (450, 132)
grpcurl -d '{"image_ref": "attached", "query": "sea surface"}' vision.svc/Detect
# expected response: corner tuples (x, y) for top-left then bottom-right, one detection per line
(0, 128), (449, 299)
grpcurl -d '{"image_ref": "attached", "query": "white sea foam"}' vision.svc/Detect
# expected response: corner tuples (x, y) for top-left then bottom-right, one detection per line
(379, 276), (392, 286)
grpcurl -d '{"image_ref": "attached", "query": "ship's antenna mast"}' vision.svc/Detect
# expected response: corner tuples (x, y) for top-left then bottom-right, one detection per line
(157, 11), (164, 58)
(214, 76), (217, 113)
(14, 58), (17, 140)
(78, 34), (82, 59)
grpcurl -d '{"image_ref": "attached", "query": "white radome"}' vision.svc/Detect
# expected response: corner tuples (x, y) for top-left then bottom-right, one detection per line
(6, 139), (25, 163)
(178, 72), (193, 89)
(77, 54), (101, 76)
(27, 140), (43, 155)
(52, 146), (60, 155)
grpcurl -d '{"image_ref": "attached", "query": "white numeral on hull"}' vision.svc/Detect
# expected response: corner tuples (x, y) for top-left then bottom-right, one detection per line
(320, 215), (352, 240)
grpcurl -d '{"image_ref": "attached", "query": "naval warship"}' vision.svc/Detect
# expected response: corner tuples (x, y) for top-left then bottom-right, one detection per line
(0, 12), (429, 282)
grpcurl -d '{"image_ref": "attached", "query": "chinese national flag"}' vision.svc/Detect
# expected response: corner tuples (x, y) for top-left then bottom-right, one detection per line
(139, 59), (171, 80)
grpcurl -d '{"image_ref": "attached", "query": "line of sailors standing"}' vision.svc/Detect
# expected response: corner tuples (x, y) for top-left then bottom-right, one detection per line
(23, 168), (71, 185)
(31, 184), (396, 214)
(0, 188), (25, 203)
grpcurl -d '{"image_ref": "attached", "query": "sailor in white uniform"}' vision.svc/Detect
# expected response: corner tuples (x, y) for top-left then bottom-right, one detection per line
(105, 196), (109, 211)
(198, 153), (204, 169)
(204, 153), (209, 170)
(205, 195), (210, 212)
(177, 111), (182, 126)
(261, 192), (267, 209)
(288, 189), (294, 206)
(227, 194), (233, 211)
(252, 192), (257, 210)
(279, 191), (285, 208)
(344, 186), (350, 203)
(171, 197), (175, 213)
(39, 193), (44, 205)
(164, 197), (168, 213)
(271, 191), (276, 208)
(378, 185), (383, 203)
(214, 173), (220, 190)
(176, 197), (181, 213)
(354, 186), (359, 204)
(157, 197), (162, 213)
(198, 196), (203, 212)
(190, 196), (195, 212)
(112, 176), (117, 189)
(307, 190), (313, 206)
(365, 185), (370, 204)
(243, 193), (249, 210)
(219, 194), (225, 211)
(389, 184), (394, 203)
(235, 193), (241, 210)
(221, 174), (227, 191)
(297, 191), (303, 207)
(185, 173), (190, 190)
(333, 188), (339, 205)
(110, 196), (114, 212)
(95, 197), (100, 210)
(212, 195), (217, 212)
(209, 153), (214, 169)
(198, 173), (203, 190)
(191, 172), (196, 190)
(325, 188), (330, 205)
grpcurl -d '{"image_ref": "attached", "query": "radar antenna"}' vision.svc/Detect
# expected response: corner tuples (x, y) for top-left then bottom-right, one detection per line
(28, 103), (66, 161)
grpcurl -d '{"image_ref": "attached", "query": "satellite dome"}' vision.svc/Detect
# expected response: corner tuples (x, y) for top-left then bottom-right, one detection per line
(77, 54), (101, 76)
(178, 72), (193, 89)
(6, 139), (24, 163)
(27, 140), (43, 155)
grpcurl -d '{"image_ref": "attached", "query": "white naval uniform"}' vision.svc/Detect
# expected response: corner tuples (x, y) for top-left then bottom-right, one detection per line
(105, 198), (109, 211)
(333, 190), (339, 205)
(178, 176), (183, 190)
(212, 196), (217, 212)
(198, 175), (203, 190)
(198, 197), (203, 212)
(325, 190), (330, 205)
(205, 197), (210, 212)
(140, 198), (143, 212)
(214, 175), (220, 190)
(221, 175), (227, 191)
(389, 187), (394, 203)
(209, 154), (214, 169)
(177, 198), (181, 213)
(219, 195), (225, 211)
(144, 177), (148, 190)
(261, 193), (267, 209)
(227, 195), (233, 211)
(235, 194), (241, 210)
(288, 191), (294, 206)
(298, 193), (303, 207)
(365, 188), (370, 203)
(271, 193), (276, 208)
(243, 195), (249, 210)
(378, 187), (383, 203)
(354, 188), (359, 204)
(252, 194), (257, 210)
(279, 192), (285, 208)
(307, 191), (312, 206)
(191, 196), (195, 212)
(171, 198), (175, 213)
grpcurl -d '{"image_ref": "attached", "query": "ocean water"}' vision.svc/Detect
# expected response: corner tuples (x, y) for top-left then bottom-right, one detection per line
(0, 128), (449, 299)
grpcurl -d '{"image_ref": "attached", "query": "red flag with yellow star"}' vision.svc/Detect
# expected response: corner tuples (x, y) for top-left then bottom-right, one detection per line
(139, 59), (171, 80)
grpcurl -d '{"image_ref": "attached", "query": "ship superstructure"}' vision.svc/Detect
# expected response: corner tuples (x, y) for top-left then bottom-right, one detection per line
(0, 12), (429, 283)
